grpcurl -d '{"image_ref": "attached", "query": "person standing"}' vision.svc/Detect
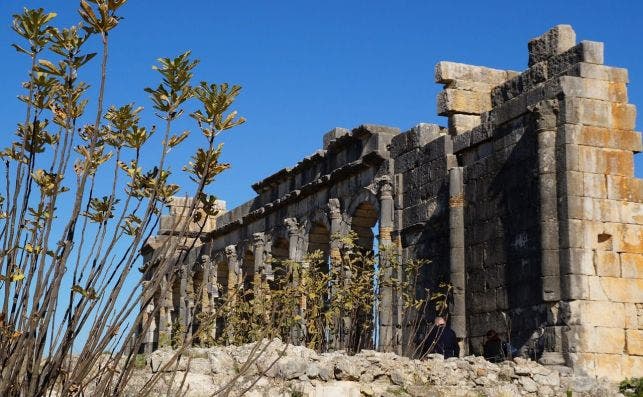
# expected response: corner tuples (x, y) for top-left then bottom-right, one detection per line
(483, 329), (507, 363)
(426, 316), (460, 358)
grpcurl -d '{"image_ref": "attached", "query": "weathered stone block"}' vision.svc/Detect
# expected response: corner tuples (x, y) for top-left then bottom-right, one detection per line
(621, 253), (643, 279)
(437, 89), (492, 116)
(572, 325), (625, 354)
(578, 146), (633, 176)
(564, 300), (625, 328)
(560, 76), (626, 103)
(626, 329), (643, 355)
(434, 61), (511, 86)
(622, 355), (643, 378)
(619, 223), (643, 254)
(580, 40), (604, 65)
(595, 250), (620, 277)
(528, 25), (576, 66)
(611, 102), (637, 130)
(587, 276), (609, 301)
(600, 277), (643, 303)
(448, 114), (480, 134)
(561, 274), (589, 300)
(607, 175), (639, 201)
(594, 353), (622, 381)
(569, 62), (629, 83)
(582, 173), (607, 198)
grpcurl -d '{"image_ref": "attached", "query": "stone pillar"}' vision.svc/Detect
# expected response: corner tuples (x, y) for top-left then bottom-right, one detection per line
(328, 198), (346, 349)
(448, 167), (467, 356)
(285, 218), (305, 344)
(158, 273), (172, 347)
(252, 233), (266, 291)
(377, 176), (396, 352)
(328, 199), (342, 265)
(531, 99), (565, 366)
(176, 264), (189, 344)
(225, 245), (240, 298)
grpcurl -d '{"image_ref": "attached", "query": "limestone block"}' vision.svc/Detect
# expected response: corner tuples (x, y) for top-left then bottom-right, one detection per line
(607, 175), (640, 201)
(322, 127), (350, 149)
(573, 325), (625, 354)
(626, 329), (643, 355)
(568, 352), (595, 377)
(611, 102), (637, 131)
(560, 76), (627, 103)
(560, 248), (594, 275)
(570, 62), (629, 83)
(619, 224), (643, 254)
(559, 220), (584, 249)
(434, 61), (511, 86)
(582, 173), (606, 198)
(437, 89), (492, 116)
(571, 125), (643, 152)
(625, 303), (639, 329)
(588, 276), (609, 301)
(580, 41), (605, 65)
(448, 114), (480, 134)
(561, 274), (589, 300)
(622, 355), (643, 378)
(528, 25), (576, 66)
(621, 253), (643, 279)
(594, 353), (622, 381)
(600, 277), (643, 303)
(578, 146), (633, 176)
(595, 251), (620, 277)
(563, 300), (625, 328)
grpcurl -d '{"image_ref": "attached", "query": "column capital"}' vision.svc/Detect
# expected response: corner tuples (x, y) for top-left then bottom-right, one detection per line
(328, 198), (341, 219)
(284, 217), (299, 235)
(224, 245), (238, 261)
(252, 232), (266, 246)
(376, 175), (394, 199)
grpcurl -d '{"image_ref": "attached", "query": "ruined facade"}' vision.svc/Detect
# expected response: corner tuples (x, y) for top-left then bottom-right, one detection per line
(141, 26), (642, 381)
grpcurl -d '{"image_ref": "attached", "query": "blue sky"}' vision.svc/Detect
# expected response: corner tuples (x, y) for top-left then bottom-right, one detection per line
(1, 0), (641, 213)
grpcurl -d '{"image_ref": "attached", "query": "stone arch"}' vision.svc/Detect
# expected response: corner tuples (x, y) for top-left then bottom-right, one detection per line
(303, 209), (330, 272)
(347, 190), (380, 249)
(241, 243), (255, 290)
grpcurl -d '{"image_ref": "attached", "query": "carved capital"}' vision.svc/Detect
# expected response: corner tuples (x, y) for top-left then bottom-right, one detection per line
(252, 232), (265, 247)
(377, 175), (394, 199)
(528, 99), (559, 132)
(224, 245), (237, 261)
(284, 217), (299, 235)
(328, 198), (341, 219)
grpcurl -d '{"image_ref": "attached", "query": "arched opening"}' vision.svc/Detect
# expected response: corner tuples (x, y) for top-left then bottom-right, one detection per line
(242, 249), (255, 291)
(192, 267), (204, 340)
(271, 237), (290, 286)
(348, 201), (379, 351)
(308, 223), (330, 273)
(215, 260), (228, 336)
(171, 276), (181, 341)
(350, 202), (379, 249)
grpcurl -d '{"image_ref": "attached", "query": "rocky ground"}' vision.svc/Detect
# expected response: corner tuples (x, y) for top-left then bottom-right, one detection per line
(123, 339), (622, 396)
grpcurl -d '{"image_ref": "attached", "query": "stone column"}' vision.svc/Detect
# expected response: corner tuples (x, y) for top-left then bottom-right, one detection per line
(448, 167), (466, 356)
(531, 99), (565, 366)
(328, 199), (342, 265)
(178, 263), (192, 343)
(378, 176), (396, 352)
(252, 232), (266, 292)
(285, 218), (304, 344)
(158, 273), (172, 347)
(225, 245), (240, 298)
(328, 198), (346, 349)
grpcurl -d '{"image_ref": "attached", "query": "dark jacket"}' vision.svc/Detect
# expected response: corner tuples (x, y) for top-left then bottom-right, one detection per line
(483, 337), (507, 363)
(427, 325), (460, 358)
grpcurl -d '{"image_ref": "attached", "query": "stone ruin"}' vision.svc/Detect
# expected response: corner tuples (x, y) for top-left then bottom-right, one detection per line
(139, 25), (642, 382)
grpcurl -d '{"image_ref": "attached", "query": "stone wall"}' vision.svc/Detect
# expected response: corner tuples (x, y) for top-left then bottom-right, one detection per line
(140, 25), (642, 381)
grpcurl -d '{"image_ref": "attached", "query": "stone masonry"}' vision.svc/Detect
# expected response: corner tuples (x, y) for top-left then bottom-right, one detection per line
(140, 26), (642, 381)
